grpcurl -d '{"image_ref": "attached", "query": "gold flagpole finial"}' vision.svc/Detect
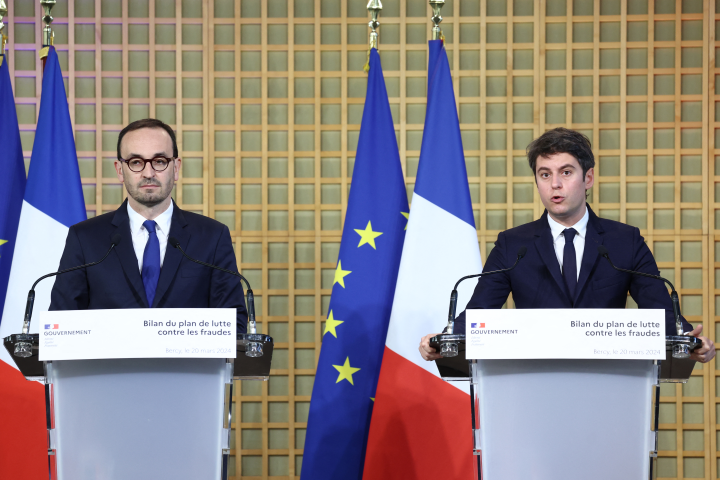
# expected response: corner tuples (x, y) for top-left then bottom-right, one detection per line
(429, 0), (445, 40)
(0, 0), (8, 58)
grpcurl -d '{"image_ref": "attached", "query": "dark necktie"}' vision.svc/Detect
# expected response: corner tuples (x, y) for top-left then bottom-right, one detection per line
(142, 220), (161, 307)
(562, 228), (578, 300)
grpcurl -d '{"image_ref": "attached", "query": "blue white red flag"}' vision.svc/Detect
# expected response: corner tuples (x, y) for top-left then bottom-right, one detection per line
(0, 47), (84, 480)
(0, 47), (86, 349)
(364, 40), (482, 479)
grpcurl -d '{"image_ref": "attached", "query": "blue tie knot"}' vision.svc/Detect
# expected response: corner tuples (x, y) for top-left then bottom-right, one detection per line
(143, 220), (158, 237)
(562, 228), (577, 242)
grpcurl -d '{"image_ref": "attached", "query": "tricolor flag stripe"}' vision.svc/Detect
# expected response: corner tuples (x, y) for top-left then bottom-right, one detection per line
(364, 40), (481, 479)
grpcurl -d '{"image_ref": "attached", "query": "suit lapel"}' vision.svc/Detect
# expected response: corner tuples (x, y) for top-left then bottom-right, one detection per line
(574, 206), (604, 303)
(111, 201), (148, 307)
(153, 202), (190, 307)
(533, 211), (570, 301)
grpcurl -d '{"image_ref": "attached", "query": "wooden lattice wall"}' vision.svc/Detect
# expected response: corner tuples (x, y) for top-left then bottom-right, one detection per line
(4, 0), (720, 478)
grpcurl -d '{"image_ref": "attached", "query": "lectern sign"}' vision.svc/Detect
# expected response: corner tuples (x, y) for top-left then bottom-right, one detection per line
(465, 308), (665, 360)
(38, 308), (236, 360)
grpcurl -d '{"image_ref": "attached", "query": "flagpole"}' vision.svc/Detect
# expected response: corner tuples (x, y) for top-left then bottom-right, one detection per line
(429, 0), (445, 40)
(0, 0), (7, 66)
(39, 0), (55, 71)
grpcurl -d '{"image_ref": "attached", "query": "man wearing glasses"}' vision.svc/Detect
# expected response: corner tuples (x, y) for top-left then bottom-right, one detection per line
(50, 118), (248, 334)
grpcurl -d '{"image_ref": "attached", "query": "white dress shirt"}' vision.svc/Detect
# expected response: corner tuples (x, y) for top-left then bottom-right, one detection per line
(127, 201), (173, 272)
(547, 207), (589, 281)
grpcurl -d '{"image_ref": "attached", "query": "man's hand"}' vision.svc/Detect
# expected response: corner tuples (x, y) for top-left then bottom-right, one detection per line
(688, 324), (716, 363)
(419, 333), (443, 361)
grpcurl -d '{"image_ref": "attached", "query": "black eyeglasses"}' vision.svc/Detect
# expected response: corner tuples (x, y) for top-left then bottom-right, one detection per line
(118, 155), (175, 172)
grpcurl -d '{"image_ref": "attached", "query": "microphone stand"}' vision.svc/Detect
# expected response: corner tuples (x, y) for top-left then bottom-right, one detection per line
(169, 238), (267, 358)
(432, 247), (527, 358)
(12, 236), (121, 358)
(597, 246), (700, 359)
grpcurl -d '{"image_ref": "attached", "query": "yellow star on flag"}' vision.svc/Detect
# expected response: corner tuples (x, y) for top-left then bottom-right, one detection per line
(401, 211), (409, 230)
(324, 310), (344, 338)
(333, 260), (351, 288)
(0, 239), (7, 247)
(354, 221), (383, 249)
(333, 357), (361, 385)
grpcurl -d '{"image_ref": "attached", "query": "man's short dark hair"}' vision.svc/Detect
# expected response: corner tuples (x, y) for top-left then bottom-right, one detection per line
(526, 127), (595, 177)
(116, 118), (178, 160)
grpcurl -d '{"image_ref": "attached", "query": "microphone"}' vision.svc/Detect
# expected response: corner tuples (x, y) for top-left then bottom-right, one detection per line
(14, 234), (122, 358)
(445, 246), (527, 335)
(168, 237), (257, 337)
(597, 245), (684, 336)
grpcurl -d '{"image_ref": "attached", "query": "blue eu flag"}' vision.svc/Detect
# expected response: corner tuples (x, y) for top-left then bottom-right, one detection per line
(301, 48), (408, 479)
(0, 56), (27, 323)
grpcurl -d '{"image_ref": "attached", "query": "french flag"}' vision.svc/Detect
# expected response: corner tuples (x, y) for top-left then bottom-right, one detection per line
(0, 48), (86, 479)
(363, 40), (483, 479)
(44, 324), (59, 330)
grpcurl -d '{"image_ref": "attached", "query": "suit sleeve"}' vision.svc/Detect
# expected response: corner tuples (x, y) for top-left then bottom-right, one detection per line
(628, 227), (692, 334)
(210, 225), (248, 334)
(49, 226), (90, 311)
(452, 231), (512, 334)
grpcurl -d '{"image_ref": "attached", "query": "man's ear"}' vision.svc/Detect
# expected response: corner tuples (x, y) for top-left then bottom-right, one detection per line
(173, 157), (182, 182)
(114, 160), (124, 183)
(584, 167), (595, 190)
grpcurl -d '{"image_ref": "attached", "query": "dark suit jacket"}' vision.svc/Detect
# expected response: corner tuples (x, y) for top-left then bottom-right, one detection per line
(50, 200), (248, 334)
(455, 206), (691, 336)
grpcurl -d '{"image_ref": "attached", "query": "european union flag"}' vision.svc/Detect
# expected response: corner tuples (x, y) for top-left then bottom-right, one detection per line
(0, 55), (27, 323)
(301, 48), (408, 479)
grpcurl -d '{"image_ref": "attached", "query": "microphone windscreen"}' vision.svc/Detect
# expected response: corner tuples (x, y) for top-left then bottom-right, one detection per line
(597, 245), (609, 256)
(517, 246), (527, 258)
(168, 236), (181, 248)
(111, 234), (122, 246)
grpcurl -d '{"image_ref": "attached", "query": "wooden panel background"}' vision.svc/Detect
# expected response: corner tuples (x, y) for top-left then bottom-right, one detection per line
(3, 0), (720, 478)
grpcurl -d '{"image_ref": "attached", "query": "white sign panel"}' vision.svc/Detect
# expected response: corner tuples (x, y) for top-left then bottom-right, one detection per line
(465, 309), (665, 360)
(38, 308), (236, 361)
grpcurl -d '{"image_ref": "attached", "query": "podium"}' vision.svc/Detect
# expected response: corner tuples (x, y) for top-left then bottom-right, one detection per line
(3, 313), (273, 480)
(431, 310), (697, 480)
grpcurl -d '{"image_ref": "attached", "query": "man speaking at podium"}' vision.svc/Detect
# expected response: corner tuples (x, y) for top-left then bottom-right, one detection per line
(420, 128), (714, 363)
(49, 118), (247, 334)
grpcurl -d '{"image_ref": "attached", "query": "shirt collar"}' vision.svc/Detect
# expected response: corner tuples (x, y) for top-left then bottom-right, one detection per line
(547, 205), (589, 241)
(127, 201), (174, 235)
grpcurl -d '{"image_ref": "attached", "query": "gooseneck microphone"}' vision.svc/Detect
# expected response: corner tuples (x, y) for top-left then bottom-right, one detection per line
(597, 245), (684, 336)
(21, 234), (122, 336)
(445, 246), (527, 334)
(168, 237), (256, 335)
(13, 234), (122, 357)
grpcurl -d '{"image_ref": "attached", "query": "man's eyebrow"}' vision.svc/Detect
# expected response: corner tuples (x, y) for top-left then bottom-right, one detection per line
(126, 152), (170, 158)
(537, 163), (576, 171)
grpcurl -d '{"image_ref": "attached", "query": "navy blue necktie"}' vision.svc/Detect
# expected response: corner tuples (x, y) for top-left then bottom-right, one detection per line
(562, 228), (578, 300)
(142, 220), (161, 307)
